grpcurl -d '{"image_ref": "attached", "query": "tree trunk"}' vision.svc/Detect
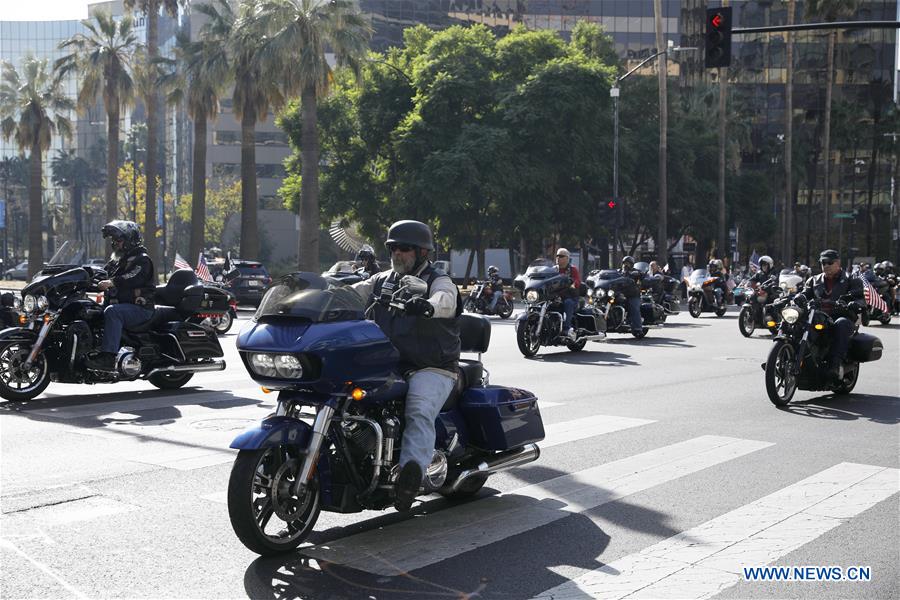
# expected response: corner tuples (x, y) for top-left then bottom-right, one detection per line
(298, 85), (320, 271)
(189, 111), (207, 266)
(654, 0), (667, 264)
(822, 30), (835, 247)
(144, 0), (160, 272)
(865, 131), (880, 257)
(28, 142), (43, 277)
(717, 1), (728, 262)
(783, 0), (795, 265)
(240, 107), (259, 258)
(105, 94), (120, 224)
(73, 183), (83, 242)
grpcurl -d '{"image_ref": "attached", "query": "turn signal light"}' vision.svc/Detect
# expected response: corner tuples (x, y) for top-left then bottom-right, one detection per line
(351, 387), (366, 401)
(18, 314), (27, 325)
(261, 387), (272, 394)
(766, 321), (776, 328)
(814, 324), (825, 330)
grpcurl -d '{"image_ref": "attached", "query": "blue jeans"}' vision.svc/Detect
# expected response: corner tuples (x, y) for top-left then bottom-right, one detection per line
(489, 290), (503, 311)
(399, 369), (456, 477)
(101, 304), (154, 353)
(626, 296), (643, 333)
(562, 297), (578, 332)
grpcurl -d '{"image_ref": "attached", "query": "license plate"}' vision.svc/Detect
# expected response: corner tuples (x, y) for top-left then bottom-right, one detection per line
(248, 280), (260, 287)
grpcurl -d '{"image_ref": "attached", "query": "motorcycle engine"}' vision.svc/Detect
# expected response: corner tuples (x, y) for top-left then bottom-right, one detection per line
(344, 421), (378, 461)
(116, 347), (142, 378)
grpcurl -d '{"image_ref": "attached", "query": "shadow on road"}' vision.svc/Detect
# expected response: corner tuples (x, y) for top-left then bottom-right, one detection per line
(782, 394), (900, 425)
(606, 336), (694, 349)
(528, 349), (638, 367)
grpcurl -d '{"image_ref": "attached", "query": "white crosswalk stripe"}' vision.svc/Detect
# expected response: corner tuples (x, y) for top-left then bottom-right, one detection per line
(531, 463), (899, 600)
(303, 435), (771, 575)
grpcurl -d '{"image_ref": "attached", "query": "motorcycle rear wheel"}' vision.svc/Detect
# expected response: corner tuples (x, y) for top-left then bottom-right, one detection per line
(566, 338), (587, 351)
(148, 371), (194, 390)
(214, 311), (235, 334)
(715, 305), (727, 317)
(631, 327), (649, 339)
(832, 364), (860, 395)
(0, 342), (51, 402)
(765, 342), (798, 407)
(738, 306), (755, 337)
(688, 298), (701, 318)
(228, 447), (321, 556)
(516, 314), (541, 357)
(878, 313), (892, 325)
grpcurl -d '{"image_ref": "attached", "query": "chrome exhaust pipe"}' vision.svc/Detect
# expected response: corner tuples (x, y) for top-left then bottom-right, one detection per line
(146, 360), (226, 378)
(446, 443), (540, 493)
(583, 334), (607, 342)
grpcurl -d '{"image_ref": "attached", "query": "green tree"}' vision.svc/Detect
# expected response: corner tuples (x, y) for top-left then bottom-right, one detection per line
(259, 0), (371, 270)
(176, 178), (242, 246)
(56, 10), (137, 223)
(0, 57), (74, 276)
(51, 149), (103, 242)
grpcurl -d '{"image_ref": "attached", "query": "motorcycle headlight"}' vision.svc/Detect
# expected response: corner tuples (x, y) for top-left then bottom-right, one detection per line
(587, 288), (593, 297)
(274, 354), (303, 378)
(23, 295), (36, 313)
(250, 353), (277, 377)
(781, 307), (801, 324)
(525, 290), (539, 303)
(37, 295), (49, 311)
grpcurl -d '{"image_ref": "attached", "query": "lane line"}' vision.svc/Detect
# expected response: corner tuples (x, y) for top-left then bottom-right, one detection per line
(303, 435), (771, 576)
(0, 538), (89, 599)
(531, 462), (899, 600)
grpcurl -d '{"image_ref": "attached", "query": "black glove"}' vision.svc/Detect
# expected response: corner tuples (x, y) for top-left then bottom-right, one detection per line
(405, 297), (434, 318)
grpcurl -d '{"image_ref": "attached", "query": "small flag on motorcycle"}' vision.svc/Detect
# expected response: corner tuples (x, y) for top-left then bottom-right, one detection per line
(860, 276), (889, 314)
(196, 253), (213, 282)
(174, 253), (192, 271)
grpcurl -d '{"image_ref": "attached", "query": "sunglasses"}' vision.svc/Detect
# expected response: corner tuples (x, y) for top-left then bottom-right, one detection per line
(556, 254), (568, 258)
(388, 244), (416, 253)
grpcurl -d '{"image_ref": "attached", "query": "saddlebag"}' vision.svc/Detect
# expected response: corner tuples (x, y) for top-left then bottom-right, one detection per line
(152, 321), (224, 360)
(848, 333), (883, 363)
(459, 386), (544, 451)
(179, 284), (231, 316)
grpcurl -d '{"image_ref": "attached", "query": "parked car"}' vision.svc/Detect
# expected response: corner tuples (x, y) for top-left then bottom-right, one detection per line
(223, 260), (271, 306)
(3, 261), (29, 281)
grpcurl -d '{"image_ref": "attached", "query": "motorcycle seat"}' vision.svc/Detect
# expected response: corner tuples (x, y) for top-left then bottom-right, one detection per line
(126, 306), (181, 333)
(155, 269), (199, 307)
(443, 359), (484, 410)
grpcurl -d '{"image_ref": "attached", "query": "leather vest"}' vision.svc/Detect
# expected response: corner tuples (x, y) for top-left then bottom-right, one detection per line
(370, 265), (462, 373)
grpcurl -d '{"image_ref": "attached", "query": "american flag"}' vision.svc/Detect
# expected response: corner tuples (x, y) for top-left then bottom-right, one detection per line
(174, 253), (192, 271)
(196, 253), (213, 282)
(861, 276), (889, 314)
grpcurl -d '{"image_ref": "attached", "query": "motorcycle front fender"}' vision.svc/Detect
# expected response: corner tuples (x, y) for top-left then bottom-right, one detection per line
(230, 415), (312, 450)
(0, 327), (38, 344)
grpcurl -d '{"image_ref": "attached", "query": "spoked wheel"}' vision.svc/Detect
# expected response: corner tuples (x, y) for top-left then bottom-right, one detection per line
(0, 342), (51, 401)
(497, 299), (514, 319)
(688, 298), (702, 318)
(738, 306), (756, 337)
(214, 310), (235, 334)
(227, 446), (321, 556)
(832, 363), (860, 395)
(516, 314), (542, 357)
(765, 342), (798, 407)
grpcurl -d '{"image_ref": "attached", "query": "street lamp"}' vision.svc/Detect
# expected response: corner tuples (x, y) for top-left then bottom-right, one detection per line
(610, 41), (694, 266)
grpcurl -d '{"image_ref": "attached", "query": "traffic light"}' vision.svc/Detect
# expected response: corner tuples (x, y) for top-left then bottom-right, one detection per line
(705, 6), (732, 68)
(603, 199), (623, 228)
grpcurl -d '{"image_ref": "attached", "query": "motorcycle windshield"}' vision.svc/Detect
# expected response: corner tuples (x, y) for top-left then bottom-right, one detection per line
(255, 277), (367, 323)
(524, 258), (557, 278)
(689, 269), (710, 286)
(324, 261), (356, 275)
(47, 241), (87, 266)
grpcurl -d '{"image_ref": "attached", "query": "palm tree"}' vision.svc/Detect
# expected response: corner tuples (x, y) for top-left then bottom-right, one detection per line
(51, 149), (103, 242)
(258, 0), (371, 270)
(806, 0), (859, 248)
(653, 0), (667, 264)
(782, 0), (796, 264)
(56, 10), (137, 224)
(0, 57), (74, 276)
(124, 0), (183, 270)
(159, 15), (230, 266)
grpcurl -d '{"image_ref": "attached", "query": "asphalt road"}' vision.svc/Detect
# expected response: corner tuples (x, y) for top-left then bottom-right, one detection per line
(1, 306), (898, 600)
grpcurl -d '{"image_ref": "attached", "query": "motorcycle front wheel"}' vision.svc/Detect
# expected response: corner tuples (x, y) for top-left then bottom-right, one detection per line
(497, 299), (514, 319)
(516, 314), (542, 357)
(688, 298), (702, 318)
(738, 306), (755, 337)
(765, 342), (798, 407)
(228, 447), (321, 556)
(0, 342), (51, 401)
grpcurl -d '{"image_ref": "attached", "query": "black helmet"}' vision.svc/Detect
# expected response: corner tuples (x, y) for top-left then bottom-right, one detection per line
(488, 265), (499, 276)
(102, 220), (142, 251)
(622, 256), (635, 268)
(355, 244), (375, 262)
(385, 220), (434, 251)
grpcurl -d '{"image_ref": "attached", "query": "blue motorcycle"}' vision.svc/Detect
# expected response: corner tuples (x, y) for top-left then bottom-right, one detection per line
(227, 272), (545, 555)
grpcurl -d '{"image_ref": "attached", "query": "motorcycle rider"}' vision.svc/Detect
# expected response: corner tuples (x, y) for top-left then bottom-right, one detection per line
(84, 220), (156, 371)
(707, 259), (729, 305)
(619, 256), (644, 335)
(555, 248), (581, 340)
(797, 249), (865, 383)
(354, 244), (380, 276)
(748, 255), (776, 286)
(350, 220), (462, 512)
(486, 265), (504, 312)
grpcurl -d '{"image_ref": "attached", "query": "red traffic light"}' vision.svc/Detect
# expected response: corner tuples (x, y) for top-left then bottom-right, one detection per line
(607, 200), (617, 209)
(711, 13), (724, 28)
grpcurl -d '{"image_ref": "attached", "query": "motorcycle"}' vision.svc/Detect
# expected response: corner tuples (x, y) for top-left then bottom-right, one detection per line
(513, 259), (606, 357)
(686, 269), (727, 318)
(763, 295), (882, 406)
(738, 279), (783, 337)
(322, 260), (374, 286)
(859, 271), (893, 326)
(778, 269), (805, 296)
(732, 277), (751, 307)
(0, 245), (228, 401)
(463, 279), (514, 319)
(188, 281), (238, 335)
(226, 272), (545, 555)
(585, 270), (662, 338)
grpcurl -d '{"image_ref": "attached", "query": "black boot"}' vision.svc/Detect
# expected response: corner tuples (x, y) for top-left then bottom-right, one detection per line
(85, 352), (116, 372)
(394, 462), (423, 513)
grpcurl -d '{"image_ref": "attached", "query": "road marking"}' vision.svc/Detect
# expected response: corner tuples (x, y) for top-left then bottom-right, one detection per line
(2, 496), (140, 526)
(531, 462), (899, 600)
(542, 415), (655, 449)
(303, 435), (771, 576)
(0, 538), (89, 599)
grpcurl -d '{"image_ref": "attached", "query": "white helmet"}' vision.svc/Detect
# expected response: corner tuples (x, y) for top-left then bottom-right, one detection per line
(759, 255), (773, 271)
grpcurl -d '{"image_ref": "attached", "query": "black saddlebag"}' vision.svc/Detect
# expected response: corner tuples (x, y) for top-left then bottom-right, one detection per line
(459, 386), (544, 451)
(178, 284), (231, 316)
(152, 321), (224, 360)
(848, 333), (883, 363)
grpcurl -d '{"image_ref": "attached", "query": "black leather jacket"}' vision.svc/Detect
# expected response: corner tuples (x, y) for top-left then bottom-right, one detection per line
(798, 271), (864, 318)
(749, 270), (777, 286)
(103, 246), (156, 307)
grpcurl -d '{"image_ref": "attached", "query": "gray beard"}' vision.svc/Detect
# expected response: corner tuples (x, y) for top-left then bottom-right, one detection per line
(391, 254), (417, 275)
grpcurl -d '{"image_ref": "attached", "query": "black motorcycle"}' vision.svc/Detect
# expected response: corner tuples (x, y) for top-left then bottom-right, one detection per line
(686, 269), (727, 318)
(514, 259), (606, 357)
(464, 280), (514, 319)
(322, 260), (375, 286)
(763, 295), (882, 406)
(585, 270), (660, 338)
(0, 265), (228, 402)
(738, 279), (783, 337)
(188, 281), (238, 335)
